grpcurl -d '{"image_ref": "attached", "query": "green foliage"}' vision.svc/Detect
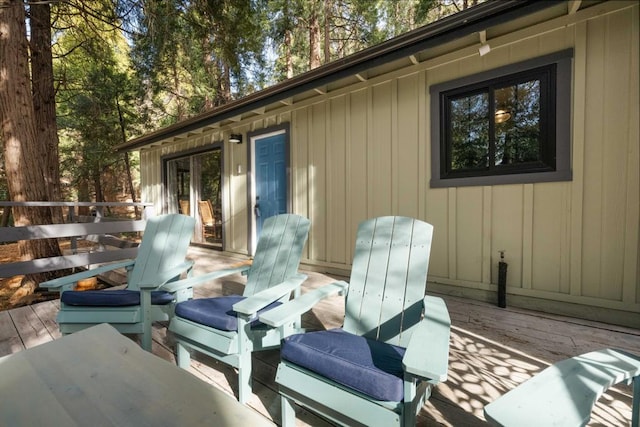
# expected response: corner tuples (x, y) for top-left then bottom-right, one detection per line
(53, 2), (142, 201)
(128, 0), (268, 124)
(126, 0), (487, 126)
(0, 0), (487, 204)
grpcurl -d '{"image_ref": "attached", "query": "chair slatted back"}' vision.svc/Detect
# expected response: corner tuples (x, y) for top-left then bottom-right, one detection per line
(198, 200), (214, 226)
(244, 214), (310, 297)
(179, 200), (190, 216)
(343, 216), (433, 347)
(127, 214), (195, 290)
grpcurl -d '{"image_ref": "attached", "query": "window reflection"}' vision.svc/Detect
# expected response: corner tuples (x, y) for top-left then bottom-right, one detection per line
(444, 72), (547, 177)
(449, 93), (489, 171)
(165, 149), (223, 248)
(431, 51), (571, 187)
(494, 80), (541, 166)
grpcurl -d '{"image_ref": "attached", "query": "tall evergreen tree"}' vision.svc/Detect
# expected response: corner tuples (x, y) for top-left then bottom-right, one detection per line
(31, 2), (63, 221)
(0, 0), (63, 296)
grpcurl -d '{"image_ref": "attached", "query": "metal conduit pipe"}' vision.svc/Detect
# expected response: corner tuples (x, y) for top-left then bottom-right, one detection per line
(498, 250), (507, 308)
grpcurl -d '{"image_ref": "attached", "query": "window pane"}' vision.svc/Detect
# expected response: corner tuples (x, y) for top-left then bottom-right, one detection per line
(198, 150), (223, 244)
(449, 93), (489, 171)
(494, 80), (541, 166)
(431, 51), (571, 187)
(167, 157), (190, 214)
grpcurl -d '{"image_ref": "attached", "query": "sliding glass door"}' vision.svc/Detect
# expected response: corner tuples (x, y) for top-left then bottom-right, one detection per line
(165, 147), (222, 247)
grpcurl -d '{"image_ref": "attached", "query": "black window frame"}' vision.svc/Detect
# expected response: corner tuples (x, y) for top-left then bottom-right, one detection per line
(430, 49), (573, 188)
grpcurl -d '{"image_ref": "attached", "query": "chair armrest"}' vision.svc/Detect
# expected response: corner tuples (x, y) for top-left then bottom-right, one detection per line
(259, 280), (348, 327)
(160, 265), (250, 293)
(139, 261), (194, 289)
(233, 273), (308, 316)
(39, 260), (136, 292)
(403, 295), (450, 382)
(484, 348), (640, 427)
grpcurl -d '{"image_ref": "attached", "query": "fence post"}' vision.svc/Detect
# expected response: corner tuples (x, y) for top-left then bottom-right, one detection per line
(69, 205), (78, 253)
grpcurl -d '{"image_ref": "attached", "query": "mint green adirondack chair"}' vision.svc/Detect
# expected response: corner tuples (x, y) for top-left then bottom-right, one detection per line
(166, 213), (310, 404)
(40, 214), (196, 351)
(259, 216), (451, 427)
(484, 348), (640, 427)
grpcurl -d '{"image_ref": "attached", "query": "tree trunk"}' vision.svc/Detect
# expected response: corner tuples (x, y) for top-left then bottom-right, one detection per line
(93, 168), (104, 205)
(323, 0), (331, 64)
(77, 175), (91, 216)
(123, 152), (138, 216)
(284, 29), (293, 79)
(0, 0), (62, 295)
(172, 62), (186, 120)
(117, 100), (139, 218)
(1, 205), (11, 227)
(217, 60), (231, 105)
(309, 2), (322, 70)
(30, 1), (63, 223)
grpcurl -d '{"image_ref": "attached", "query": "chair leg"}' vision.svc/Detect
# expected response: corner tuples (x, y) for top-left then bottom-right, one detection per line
(140, 331), (152, 352)
(402, 378), (418, 427)
(141, 291), (152, 352)
(632, 375), (639, 427)
(175, 341), (191, 369)
(280, 395), (296, 427)
(237, 352), (252, 404)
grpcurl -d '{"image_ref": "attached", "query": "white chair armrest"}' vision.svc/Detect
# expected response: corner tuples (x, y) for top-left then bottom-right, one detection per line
(233, 273), (308, 316)
(403, 295), (450, 382)
(160, 265), (250, 293)
(259, 281), (348, 327)
(39, 260), (136, 292)
(484, 348), (640, 427)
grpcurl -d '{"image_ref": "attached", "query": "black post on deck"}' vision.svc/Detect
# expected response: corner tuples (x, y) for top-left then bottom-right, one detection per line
(498, 250), (507, 308)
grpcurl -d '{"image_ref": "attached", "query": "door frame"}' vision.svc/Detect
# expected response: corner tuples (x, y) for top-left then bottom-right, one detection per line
(160, 141), (225, 247)
(247, 123), (291, 255)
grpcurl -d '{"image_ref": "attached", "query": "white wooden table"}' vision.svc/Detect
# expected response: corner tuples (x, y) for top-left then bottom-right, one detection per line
(0, 323), (274, 426)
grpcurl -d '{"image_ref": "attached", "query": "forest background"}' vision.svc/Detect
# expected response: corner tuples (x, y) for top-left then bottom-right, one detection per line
(0, 0), (480, 298)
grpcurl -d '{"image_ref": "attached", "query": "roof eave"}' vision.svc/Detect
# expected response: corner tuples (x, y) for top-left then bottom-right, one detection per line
(117, 0), (564, 152)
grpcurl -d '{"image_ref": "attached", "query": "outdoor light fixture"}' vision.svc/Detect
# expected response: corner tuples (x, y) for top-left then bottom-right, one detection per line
(478, 30), (491, 56)
(229, 134), (243, 144)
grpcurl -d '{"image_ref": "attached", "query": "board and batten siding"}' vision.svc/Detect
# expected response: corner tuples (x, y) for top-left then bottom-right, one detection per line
(139, 2), (639, 326)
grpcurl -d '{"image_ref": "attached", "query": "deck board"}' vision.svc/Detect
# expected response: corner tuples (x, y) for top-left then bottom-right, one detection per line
(9, 305), (55, 349)
(0, 309), (23, 356)
(30, 300), (62, 340)
(1, 246), (638, 426)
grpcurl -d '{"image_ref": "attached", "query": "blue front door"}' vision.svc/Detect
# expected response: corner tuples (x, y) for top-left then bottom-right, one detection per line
(254, 133), (287, 237)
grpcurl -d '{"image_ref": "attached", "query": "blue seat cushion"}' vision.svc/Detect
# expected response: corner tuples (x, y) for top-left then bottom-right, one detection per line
(61, 289), (174, 306)
(174, 295), (282, 331)
(281, 328), (407, 401)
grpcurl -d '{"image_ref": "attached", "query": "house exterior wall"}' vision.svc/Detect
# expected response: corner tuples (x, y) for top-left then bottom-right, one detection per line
(139, 2), (639, 327)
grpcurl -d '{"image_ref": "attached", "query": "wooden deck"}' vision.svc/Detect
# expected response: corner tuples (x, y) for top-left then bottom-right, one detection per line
(1, 246), (639, 426)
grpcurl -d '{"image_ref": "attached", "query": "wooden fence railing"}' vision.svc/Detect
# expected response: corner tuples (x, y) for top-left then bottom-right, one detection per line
(0, 202), (154, 279)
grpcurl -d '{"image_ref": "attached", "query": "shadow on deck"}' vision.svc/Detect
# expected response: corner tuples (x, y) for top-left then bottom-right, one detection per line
(1, 246), (638, 426)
